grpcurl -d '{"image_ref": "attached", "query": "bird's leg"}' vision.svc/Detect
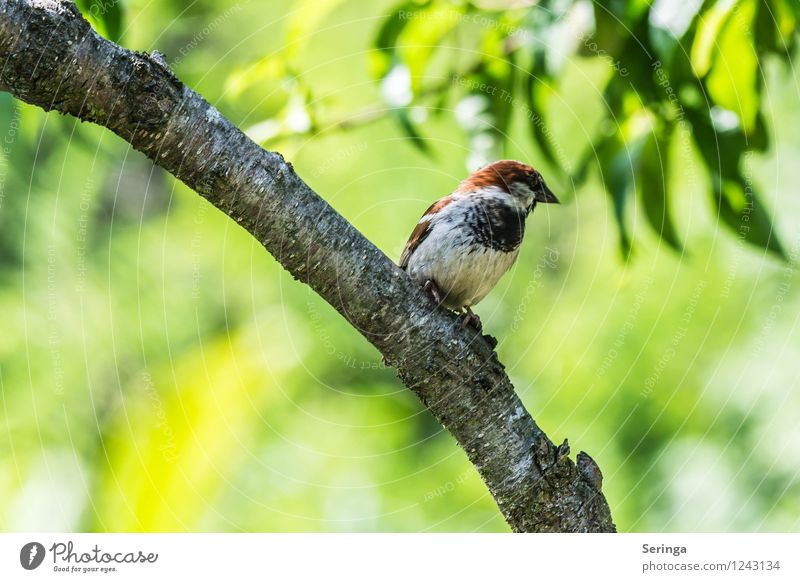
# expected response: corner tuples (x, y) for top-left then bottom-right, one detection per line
(460, 306), (482, 331)
(423, 279), (443, 305)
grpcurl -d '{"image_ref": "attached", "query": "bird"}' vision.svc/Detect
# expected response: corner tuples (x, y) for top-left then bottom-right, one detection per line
(399, 160), (559, 330)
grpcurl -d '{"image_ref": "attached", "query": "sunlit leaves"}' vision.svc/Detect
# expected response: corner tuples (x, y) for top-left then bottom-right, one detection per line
(225, 56), (287, 99)
(691, 0), (738, 77)
(399, 3), (465, 92)
(285, 0), (347, 62)
(371, 0), (424, 80)
(705, 0), (760, 134)
(371, 1), (452, 153)
(224, 56), (315, 147)
(224, 0), (798, 257)
(95, 335), (271, 530)
(221, 0), (352, 147)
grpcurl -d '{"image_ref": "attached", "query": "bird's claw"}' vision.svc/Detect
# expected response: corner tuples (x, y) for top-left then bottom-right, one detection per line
(423, 282), (482, 332)
(424, 279), (443, 305)
(460, 308), (482, 331)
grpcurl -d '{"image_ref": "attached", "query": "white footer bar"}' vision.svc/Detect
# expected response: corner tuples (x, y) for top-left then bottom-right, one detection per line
(1, 533), (797, 580)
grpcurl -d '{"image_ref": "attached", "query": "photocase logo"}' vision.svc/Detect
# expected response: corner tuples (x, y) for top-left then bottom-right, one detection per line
(20, 542), (46, 570)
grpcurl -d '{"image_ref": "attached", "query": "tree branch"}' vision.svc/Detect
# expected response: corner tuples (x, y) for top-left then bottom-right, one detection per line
(0, 0), (615, 532)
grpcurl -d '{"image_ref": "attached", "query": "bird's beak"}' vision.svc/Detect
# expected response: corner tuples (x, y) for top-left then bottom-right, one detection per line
(536, 182), (559, 204)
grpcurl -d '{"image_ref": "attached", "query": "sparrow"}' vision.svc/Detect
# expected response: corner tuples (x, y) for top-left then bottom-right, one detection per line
(399, 160), (559, 329)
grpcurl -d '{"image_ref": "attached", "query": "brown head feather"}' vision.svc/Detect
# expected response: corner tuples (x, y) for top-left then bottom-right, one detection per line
(456, 160), (535, 194)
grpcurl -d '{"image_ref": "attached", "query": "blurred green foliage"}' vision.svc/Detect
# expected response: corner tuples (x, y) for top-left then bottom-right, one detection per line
(327, 0), (797, 257)
(1, 0), (799, 532)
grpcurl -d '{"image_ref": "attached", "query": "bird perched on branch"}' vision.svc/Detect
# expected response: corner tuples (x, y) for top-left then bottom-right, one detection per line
(399, 160), (559, 330)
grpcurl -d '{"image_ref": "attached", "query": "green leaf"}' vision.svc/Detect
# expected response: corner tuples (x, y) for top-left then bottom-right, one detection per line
(637, 126), (683, 252)
(285, 0), (346, 62)
(648, 0), (705, 64)
(473, 47), (516, 143)
(772, 0), (799, 46)
(683, 105), (782, 256)
(398, 3), (464, 92)
(756, 0), (798, 51)
(749, 111), (770, 152)
(591, 1), (635, 61)
(596, 134), (643, 258)
(684, 105), (757, 179)
(691, 0), (737, 77)
(371, 1), (426, 80)
(706, 0), (760, 133)
(524, 47), (560, 171)
(391, 108), (431, 154)
(75, 0), (124, 41)
(715, 179), (786, 258)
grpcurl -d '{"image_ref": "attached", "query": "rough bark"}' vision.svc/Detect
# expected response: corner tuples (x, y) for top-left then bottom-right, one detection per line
(0, 0), (615, 532)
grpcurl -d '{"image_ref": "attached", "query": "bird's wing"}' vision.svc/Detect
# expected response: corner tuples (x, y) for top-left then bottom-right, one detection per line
(399, 195), (457, 269)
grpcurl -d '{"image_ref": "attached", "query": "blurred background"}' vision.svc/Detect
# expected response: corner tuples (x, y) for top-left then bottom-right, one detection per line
(1, 0), (799, 532)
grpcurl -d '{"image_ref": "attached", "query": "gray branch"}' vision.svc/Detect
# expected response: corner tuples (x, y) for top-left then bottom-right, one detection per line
(0, 0), (615, 532)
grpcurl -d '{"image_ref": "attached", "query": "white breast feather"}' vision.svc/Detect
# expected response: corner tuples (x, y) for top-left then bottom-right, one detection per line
(404, 193), (522, 309)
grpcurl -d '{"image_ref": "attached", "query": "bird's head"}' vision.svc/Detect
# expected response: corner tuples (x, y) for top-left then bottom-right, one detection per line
(459, 160), (559, 211)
